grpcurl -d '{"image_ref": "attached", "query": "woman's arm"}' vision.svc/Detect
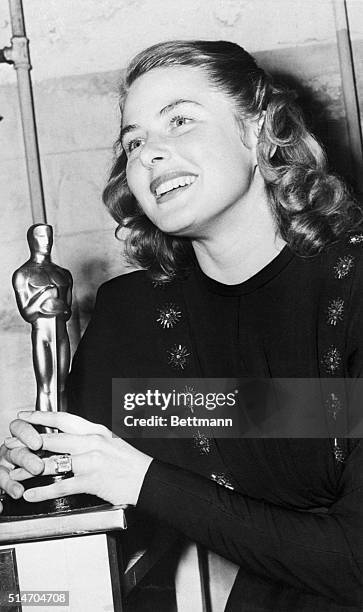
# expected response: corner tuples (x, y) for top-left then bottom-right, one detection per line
(137, 448), (363, 607)
(4, 415), (361, 607)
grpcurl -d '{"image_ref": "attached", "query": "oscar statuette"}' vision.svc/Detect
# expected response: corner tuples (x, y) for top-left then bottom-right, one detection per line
(0, 225), (125, 610)
(2, 224), (105, 516)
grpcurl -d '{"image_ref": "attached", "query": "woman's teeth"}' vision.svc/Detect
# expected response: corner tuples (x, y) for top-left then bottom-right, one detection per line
(155, 175), (196, 197)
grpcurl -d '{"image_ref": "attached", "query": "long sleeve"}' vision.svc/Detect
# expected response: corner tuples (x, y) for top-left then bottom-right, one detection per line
(137, 444), (363, 607)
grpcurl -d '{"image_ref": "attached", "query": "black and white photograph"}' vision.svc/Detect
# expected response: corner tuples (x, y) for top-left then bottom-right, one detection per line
(0, 1), (362, 610)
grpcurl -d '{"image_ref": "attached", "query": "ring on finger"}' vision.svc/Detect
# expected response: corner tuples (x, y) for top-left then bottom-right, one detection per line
(52, 454), (73, 474)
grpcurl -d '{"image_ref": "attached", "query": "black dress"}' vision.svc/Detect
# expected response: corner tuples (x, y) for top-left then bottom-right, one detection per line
(67, 235), (363, 611)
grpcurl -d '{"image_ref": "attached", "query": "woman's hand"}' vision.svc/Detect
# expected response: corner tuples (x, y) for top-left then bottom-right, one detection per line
(0, 421), (44, 512)
(4, 411), (153, 507)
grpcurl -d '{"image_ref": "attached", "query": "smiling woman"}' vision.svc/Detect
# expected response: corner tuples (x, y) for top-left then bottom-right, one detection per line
(103, 40), (360, 283)
(121, 65), (263, 243)
(1, 40), (363, 612)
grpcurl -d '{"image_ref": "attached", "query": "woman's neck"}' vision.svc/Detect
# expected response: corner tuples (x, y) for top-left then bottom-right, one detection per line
(192, 190), (286, 285)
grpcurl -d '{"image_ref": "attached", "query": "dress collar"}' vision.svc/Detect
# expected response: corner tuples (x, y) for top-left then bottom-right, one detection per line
(196, 245), (295, 296)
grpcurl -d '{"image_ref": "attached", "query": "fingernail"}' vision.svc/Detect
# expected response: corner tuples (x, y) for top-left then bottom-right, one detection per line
(4, 436), (16, 446)
(18, 411), (34, 417)
(11, 484), (23, 499)
(31, 459), (43, 473)
(23, 489), (35, 501)
(29, 439), (42, 451)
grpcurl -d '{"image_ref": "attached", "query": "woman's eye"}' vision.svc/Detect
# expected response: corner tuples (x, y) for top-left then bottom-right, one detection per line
(126, 138), (143, 154)
(170, 115), (192, 129)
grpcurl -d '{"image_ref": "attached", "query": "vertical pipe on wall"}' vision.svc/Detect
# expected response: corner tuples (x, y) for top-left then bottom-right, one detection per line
(6, 0), (82, 346)
(332, 0), (363, 197)
(8, 0), (47, 224)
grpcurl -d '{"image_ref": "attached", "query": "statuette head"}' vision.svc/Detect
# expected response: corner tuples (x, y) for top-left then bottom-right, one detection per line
(27, 224), (53, 256)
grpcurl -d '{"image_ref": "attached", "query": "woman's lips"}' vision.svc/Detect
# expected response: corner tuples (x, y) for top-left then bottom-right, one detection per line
(150, 171), (197, 196)
(156, 181), (195, 204)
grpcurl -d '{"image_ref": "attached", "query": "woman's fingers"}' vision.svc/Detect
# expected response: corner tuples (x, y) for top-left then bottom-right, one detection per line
(40, 433), (105, 455)
(4, 446), (44, 475)
(9, 419), (42, 451)
(0, 466), (24, 499)
(11, 454), (76, 480)
(23, 475), (88, 503)
(6, 432), (109, 456)
(0, 444), (15, 471)
(8, 467), (34, 482)
(17, 411), (111, 437)
(10, 449), (106, 483)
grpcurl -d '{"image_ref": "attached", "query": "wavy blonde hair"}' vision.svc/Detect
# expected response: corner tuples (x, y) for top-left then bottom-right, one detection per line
(103, 40), (362, 282)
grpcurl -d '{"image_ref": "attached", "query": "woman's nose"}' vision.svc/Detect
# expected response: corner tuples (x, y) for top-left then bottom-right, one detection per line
(139, 138), (171, 168)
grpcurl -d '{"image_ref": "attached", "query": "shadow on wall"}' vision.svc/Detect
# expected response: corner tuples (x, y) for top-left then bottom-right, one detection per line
(75, 252), (132, 319)
(256, 42), (358, 194)
(272, 70), (355, 188)
(77, 257), (112, 317)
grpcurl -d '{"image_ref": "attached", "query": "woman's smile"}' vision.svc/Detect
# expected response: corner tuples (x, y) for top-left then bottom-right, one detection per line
(152, 172), (198, 203)
(122, 65), (261, 237)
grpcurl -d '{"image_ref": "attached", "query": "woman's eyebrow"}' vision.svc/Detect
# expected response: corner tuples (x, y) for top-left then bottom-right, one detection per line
(120, 123), (139, 143)
(160, 99), (202, 116)
(121, 100), (202, 143)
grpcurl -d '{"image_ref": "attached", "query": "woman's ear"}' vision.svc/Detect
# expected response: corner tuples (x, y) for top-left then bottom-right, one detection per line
(255, 111), (277, 160)
(240, 112), (266, 143)
(246, 112), (266, 164)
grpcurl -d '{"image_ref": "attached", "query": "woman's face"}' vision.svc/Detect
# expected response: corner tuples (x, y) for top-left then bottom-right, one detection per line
(122, 65), (260, 238)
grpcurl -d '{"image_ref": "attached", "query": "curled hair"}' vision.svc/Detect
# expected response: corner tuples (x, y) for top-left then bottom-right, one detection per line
(103, 40), (362, 282)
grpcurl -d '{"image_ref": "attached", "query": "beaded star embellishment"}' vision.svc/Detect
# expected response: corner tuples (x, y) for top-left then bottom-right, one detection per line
(156, 303), (182, 329)
(211, 472), (234, 490)
(167, 344), (190, 369)
(193, 431), (211, 455)
(182, 385), (211, 454)
(321, 346), (342, 374)
(349, 234), (363, 245)
(183, 385), (196, 409)
(325, 392), (342, 421)
(333, 255), (354, 279)
(333, 438), (345, 464)
(326, 298), (344, 326)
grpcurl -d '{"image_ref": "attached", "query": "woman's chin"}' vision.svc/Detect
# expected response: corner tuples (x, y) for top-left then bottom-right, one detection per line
(155, 216), (196, 237)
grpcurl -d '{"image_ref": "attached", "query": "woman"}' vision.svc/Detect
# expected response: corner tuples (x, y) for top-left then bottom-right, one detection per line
(1, 41), (363, 610)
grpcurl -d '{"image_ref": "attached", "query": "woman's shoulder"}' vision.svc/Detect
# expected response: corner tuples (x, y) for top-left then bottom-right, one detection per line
(94, 268), (185, 313)
(324, 230), (363, 254)
(321, 231), (363, 280)
(293, 230), (363, 280)
(97, 269), (151, 298)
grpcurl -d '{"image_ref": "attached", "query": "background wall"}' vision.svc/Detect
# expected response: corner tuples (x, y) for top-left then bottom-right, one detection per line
(0, 1), (362, 609)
